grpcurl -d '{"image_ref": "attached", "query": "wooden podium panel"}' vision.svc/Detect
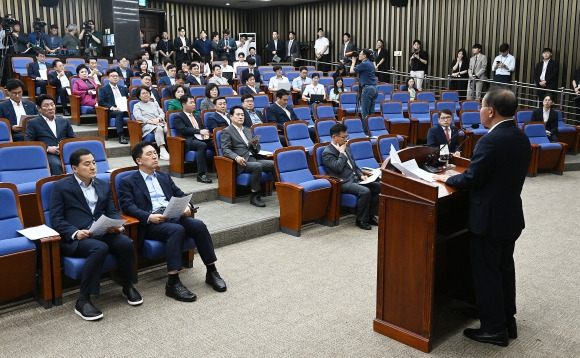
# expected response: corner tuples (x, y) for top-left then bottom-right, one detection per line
(374, 147), (472, 353)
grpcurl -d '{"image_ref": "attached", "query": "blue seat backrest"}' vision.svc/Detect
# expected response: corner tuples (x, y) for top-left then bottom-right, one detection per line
(163, 98), (172, 112)
(262, 71), (276, 86)
(344, 118), (366, 138)
(524, 124), (550, 144)
(253, 95), (270, 112)
(286, 123), (314, 148)
(281, 66), (294, 75)
(0, 146), (49, 184)
(39, 180), (56, 226)
(339, 92), (357, 105)
(62, 140), (110, 174)
(294, 107), (313, 124)
(378, 137), (400, 161)
(64, 64), (76, 75)
(277, 149), (314, 184)
(258, 66), (273, 76)
(516, 110), (533, 127)
(253, 126), (282, 152)
(286, 71), (300, 82)
(431, 112), (439, 126)
(409, 101), (430, 117)
(202, 110), (215, 126)
(12, 57), (34, 77)
(461, 101), (480, 111)
(66, 58), (86, 67)
(168, 112), (180, 137)
(128, 99), (140, 120)
(392, 92), (410, 104)
(436, 101), (458, 115)
(315, 144), (328, 175)
(0, 187), (23, 240)
(225, 96), (242, 111)
(215, 130), (224, 156)
(554, 109), (564, 125)
(343, 77), (356, 87)
(316, 120), (336, 142)
(113, 170), (138, 211)
(368, 116), (389, 136)
(441, 91), (459, 102)
(461, 112), (481, 126)
(316, 105), (335, 119)
(218, 86), (235, 96)
(236, 66), (248, 79)
(349, 140), (379, 169)
(377, 83), (393, 97)
(0, 121), (10, 143)
(131, 78), (142, 86)
(381, 101), (404, 118)
(319, 77), (334, 87)
(416, 91), (435, 103)
(189, 86), (206, 98)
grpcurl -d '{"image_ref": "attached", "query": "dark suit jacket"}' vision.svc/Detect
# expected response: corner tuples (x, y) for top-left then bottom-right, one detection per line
(243, 109), (264, 128)
(266, 103), (297, 130)
(446, 120), (531, 237)
(173, 111), (208, 151)
(246, 54), (262, 67)
(0, 99), (39, 128)
(115, 66), (135, 84)
(206, 112), (231, 134)
(534, 59), (559, 89)
(266, 40), (285, 63)
(186, 75), (205, 86)
(25, 115), (76, 145)
(220, 124), (262, 174)
(27, 61), (49, 79)
(531, 108), (559, 136)
(118, 170), (188, 247)
(322, 144), (364, 191)
(217, 38), (237, 63)
(240, 68), (261, 84)
(174, 37), (192, 61)
(48, 70), (73, 89)
(285, 40), (300, 62)
(239, 85), (261, 96)
(338, 42), (356, 65)
(157, 76), (174, 87)
(50, 175), (122, 255)
(97, 84), (129, 110)
(426, 125), (460, 152)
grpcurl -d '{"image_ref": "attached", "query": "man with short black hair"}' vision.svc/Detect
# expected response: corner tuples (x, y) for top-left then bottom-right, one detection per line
(116, 57), (135, 84)
(134, 73), (162, 103)
(48, 59), (73, 116)
(240, 58), (261, 84)
(27, 50), (49, 94)
(0, 79), (39, 141)
(205, 97), (230, 133)
(78, 19), (102, 54)
(467, 44), (488, 100)
(208, 64), (229, 86)
(350, 49), (378, 132)
(158, 64), (177, 87)
(98, 69), (129, 144)
(285, 31), (300, 64)
(218, 29), (237, 65)
(339, 32), (356, 66)
(241, 93), (265, 127)
(492, 43), (515, 86)
(534, 47), (559, 102)
(158, 31), (175, 61)
(247, 46), (262, 67)
(44, 24), (63, 54)
(409, 39), (428, 90)
(426, 109), (461, 157)
(314, 28), (330, 72)
(267, 30), (284, 63)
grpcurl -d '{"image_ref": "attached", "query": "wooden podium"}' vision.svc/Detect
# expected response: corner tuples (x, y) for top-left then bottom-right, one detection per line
(374, 147), (474, 353)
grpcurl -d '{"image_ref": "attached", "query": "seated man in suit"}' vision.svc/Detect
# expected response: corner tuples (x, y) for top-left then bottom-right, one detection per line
(187, 62), (205, 86)
(27, 50), (49, 95)
(267, 89), (316, 144)
(133, 73), (162, 104)
(241, 93), (265, 127)
(220, 106), (275, 207)
(531, 93), (559, 142)
(172, 95), (213, 183)
(207, 64), (229, 86)
(115, 57), (135, 85)
(322, 123), (380, 230)
(50, 148), (141, 321)
(247, 47), (262, 67)
(426, 109), (462, 157)
(158, 64), (177, 87)
(205, 97), (231, 134)
(0, 79), (38, 141)
(48, 59), (73, 116)
(87, 57), (104, 86)
(25, 94), (76, 175)
(98, 69), (129, 144)
(240, 58), (261, 85)
(239, 74), (264, 96)
(119, 141), (227, 301)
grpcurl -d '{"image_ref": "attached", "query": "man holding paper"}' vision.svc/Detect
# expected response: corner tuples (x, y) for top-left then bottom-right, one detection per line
(322, 123), (380, 230)
(26, 50), (49, 95)
(119, 141), (227, 302)
(97, 69), (129, 145)
(50, 148), (141, 321)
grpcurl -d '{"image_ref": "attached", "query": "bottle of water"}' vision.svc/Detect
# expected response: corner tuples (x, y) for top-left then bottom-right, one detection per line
(109, 49), (113, 58)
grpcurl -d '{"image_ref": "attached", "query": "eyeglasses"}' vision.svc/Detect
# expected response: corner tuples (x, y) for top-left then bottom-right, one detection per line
(336, 135), (348, 140)
(439, 116), (452, 121)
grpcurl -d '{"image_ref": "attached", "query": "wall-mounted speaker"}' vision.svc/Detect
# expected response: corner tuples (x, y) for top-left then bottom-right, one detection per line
(390, 0), (409, 6)
(40, 0), (59, 7)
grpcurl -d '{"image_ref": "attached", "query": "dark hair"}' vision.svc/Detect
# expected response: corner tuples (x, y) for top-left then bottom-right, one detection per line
(484, 89), (518, 117)
(166, 64), (176, 71)
(437, 109), (454, 118)
(162, 58), (172, 66)
(361, 49), (372, 58)
(34, 50), (46, 57)
(336, 63), (346, 74)
(76, 64), (88, 74)
(213, 96), (226, 105)
(6, 79), (25, 91)
(205, 83), (219, 98)
(191, 62), (199, 69)
(343, 32), (351, 38)
(35, 94), (55, 107)
(222, 29), (230, 35)
(70, 148), (93, 167)
(52, 59), (63, 68)
(329, 122), (348, 136)
(245, 73), (255, 81)
(229, 105), (243, 115)
(249, 47), (256, 51)
(138, 60), (148, 69)
(213, 64), (221, 71)
(457, 48), (468, 60)
(311, 73), (320, 79)
(199, 29), (207, 35)
(106, 68), (120, 76)
(171, 84), (187, 97)
(273, 65), (282, 72)
(542, 93), (554, 102)
(181, 60), (190, 68)
(238, 53), (245, 58)
(140, 72), (152, 80)
(317, 28), (323, 32)
(272, 30), (278, 35)
(299, 66), (308, 72)
(247, 58), (256, 66)
(406, 77), (416, 88)
(542, 47), (553, 54)
(88, 57), (98, 63)
(472, 43), (483, 51)
(220, 55), (228, 60)
(131, 141), (154, 163)
(499, 43), (510, 52)
(241, 93), (254, 102)
(179, 94), (193, 105)
(377, 39), (385, 48)
(49, 24), (58, 30)
(333, 76), (345, 95)
(289, 31), (296, 36)
(178, 26), (186, 32)
(175, 73), (187, 81)
(211, 31), (219, 38)
(276, 89), (289, 99)
(413, 39), (422, 46)
(136, 85), (151, 99)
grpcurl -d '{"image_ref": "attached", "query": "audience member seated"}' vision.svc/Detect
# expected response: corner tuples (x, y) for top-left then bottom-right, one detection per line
(332, 63), (347, 80)
(207, 64), (229, 86)
(27, 50), (49, 95)
(200, 83), (220, 111)
(25, 94), (76, 174)
(247, 46), (262, 67)
(44, 24), (63, 54)
(292, 66), (312, 96)
(0, 79), (38, 141)
(531, 93), (559, 142)
(98, 69), (129, 144)
(233, 52), (248, 74)
(73, 64), (98, 108)
(267, 89), (316, 143)
(87, 57), (104, 85)
(167, 84), (187, 111)
(220, 57), (235, 83)
(206, 97), (231, 134)
(426, 109), (461, 157)
(239, 74), (263, 95)
(329, 76), (345, 106)
(172, 95), (213, 183)
(268, 65), (290, 91)
(187, 62), (205, 85)
(50, 148), (141, 321)
(241, 93), (265, 127)
(240, 58), (261, 84)
(302, 73), (326, 111)
(220, 106), (275, 207)
(134, 73), (161, 104)
(119, 141), (227, 301)
(133, 86), (169, 160)
(322, 122), (380, 230)
(405, 77), (418, 100)
(179, 60), (192, 78)
(158, 64), (177, 87)
(134, 60), (156, 82)
(48, 59), (73, 116)
(115, 57), (135, 84)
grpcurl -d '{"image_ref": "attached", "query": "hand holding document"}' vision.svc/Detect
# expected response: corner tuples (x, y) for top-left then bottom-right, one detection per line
(360, 167), (382, 184)
(89, 216), (127, 236)
(389, 145), (435, 183)
(162, 194), (193, 219)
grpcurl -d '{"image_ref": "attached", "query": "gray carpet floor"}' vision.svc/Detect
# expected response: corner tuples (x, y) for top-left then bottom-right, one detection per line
(1, 171), (579, 357)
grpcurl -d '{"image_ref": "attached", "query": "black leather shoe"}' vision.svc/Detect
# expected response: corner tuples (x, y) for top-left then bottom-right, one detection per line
(119, 135), (128, 145)
(75, 299), (103, 321)
(122, 286), (143, 306)
(206, 271), (227, 292)
(250, 195), (266, 207)
(63, 108), (71, 116)
(463, 328), (509, 347)
(506, 318), (517, 339)
(369, 216), (379, 226)
(356, 219), (372, 230)
(197, 174), (212, 183)
(165, 282), (197, 302)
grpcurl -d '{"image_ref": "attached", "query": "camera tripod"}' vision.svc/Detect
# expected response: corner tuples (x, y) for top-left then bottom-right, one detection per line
(0, 30), (15, 85)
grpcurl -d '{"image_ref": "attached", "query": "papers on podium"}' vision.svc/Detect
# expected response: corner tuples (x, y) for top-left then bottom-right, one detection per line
(89, 216), (127, 236)
(17, 225), (59, 241)
(389, 145), (435, 183)
(162, 194), (193, 219)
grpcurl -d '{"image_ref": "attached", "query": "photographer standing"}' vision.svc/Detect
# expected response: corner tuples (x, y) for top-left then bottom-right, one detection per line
(78, 20), (102, 55)
(350, 49), (377, 133)
(409, 39), (428, 91)
(61, 24), (80, 55)
(10, 21), (30, 54)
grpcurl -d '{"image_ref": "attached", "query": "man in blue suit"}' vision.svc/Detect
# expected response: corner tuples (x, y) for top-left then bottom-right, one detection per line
(266, 89), (316, 144)
(27, 50), (49, 95)
(50, 148), (141, 321)
(0, 79), (38, 141)
(118, 141), (227, 302)
(246, 47), (262, 67)
(157, 64), (177, 87)
(435, 90), (532, 347)
(240, 58), (261, 85)
(217, 29), (237, 65)
(426, 109), (462, 157)
(115, 57), (135, 85)
(205, 97), (231, 134)
(25, 94), (76, 175)
(97, 69), (129, 144)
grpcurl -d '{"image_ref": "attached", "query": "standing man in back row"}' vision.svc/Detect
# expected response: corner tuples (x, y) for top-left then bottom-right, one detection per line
(467, 44), (488, 100)
(409, 39), (428, 91)
(314, 28), (330, 73)
(492, 43), (515, 88)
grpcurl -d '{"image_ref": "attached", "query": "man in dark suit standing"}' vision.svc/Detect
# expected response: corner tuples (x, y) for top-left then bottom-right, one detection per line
(97, 69), (129, 144)
(434, 89), (532, 347)
(240, 58), (261, 85)
(285, 31), (300, 64)
(119, 141), (227, 302)
(174, 27), (191, 70)
(221, 106), (275, 207)
(338, 32), (356, 67)
(217, 29), (237, 65)
(50, 148), (141, 321)
(0, 79), (38, 141)
(533, 48), (559, 102)
(322, 123), (380, 230)
(531, 93), (559, 142)
(27, 50), (49, 95)
(426, 109), (462, 157)
(247, 47), (262, 67)
(172, 95), (213, 183)
(48, 59), (73, 116)
(266, 31), (284, 63)
(25, 94), (76, 175)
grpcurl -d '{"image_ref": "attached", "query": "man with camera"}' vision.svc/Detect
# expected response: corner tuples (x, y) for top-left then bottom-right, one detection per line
(9, 21), (29, 54)
(349, 49), (378, 133)
(28, 19), (48, 50)
(61, 24), (80, 55)
(78, 20), (102, 55)
(409, 39), (428, 91)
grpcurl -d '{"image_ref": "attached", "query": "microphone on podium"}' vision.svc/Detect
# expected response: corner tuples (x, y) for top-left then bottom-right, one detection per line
(422, 124), (479, 173)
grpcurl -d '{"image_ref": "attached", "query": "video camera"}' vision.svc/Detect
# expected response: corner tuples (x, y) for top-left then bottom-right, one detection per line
(33, 18), (47, 32)
(83, 21), (93, 32)
(351, 48), (375, 62)
(2, 14), (18, 32)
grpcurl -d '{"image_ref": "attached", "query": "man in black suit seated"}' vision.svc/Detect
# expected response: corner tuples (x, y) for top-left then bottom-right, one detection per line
(119, 141), (227, 301)
(187, 62), (205, 86)
(426, 109), (462, 157)
(266, 89), (316, 144)
(50, 148), (141, 321)
(132, 73), (161, 104)
(241, 93), (264, 128)
(172, 95), (213, 183)
(531, 93), (559, 142)
(115, 57), (135, 85)
(240, 58), (261, 85)
(239, 74), (263, 96)
(220, 106), (275, 207)
(25, 94), (76, 175)
(205, 97), (231, 134)
(97, 69), (129, 144)
(0, 79), (38, 141)
(246, 47), (262, 67)
(322, 123), (380, 230)
(434, 89), (532, 347)
(48, 59), (73, 116)
(27, 50), (49, 95)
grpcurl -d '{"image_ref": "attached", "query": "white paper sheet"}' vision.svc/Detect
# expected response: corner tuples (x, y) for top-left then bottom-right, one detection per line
(389, 145), (435, 182)
(360, 168), (381, 184)
(115, 96), (128, 112)
(162, 194), (193, 219)
(258, 150), (273, 156)
(89, 216), (127, 236)
(39, 69), (48, 81)
(17, 225), (59, 241)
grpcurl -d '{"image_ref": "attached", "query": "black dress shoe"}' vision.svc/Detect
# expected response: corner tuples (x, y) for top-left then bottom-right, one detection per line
(197, 174), (212, 183)
(206, 271), (227, 292)
(75, 299), (103, 321)
(369, 216), (379, 226)
(463, 328), (509, 347)
(63, 108), (71, 116)
(165, 281), (197, 302)
(122, 286), (143, 306)
(250, 195), (266, 207)
(119, 135), (128, 145)
(356, 219), (372, 230)
(506, 317), (517, 339)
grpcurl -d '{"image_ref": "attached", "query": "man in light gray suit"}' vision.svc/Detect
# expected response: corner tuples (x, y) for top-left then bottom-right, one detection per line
(220, 105), (275, 207)
(467, 43), (488, 100)
(339, 32), (356, 67)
